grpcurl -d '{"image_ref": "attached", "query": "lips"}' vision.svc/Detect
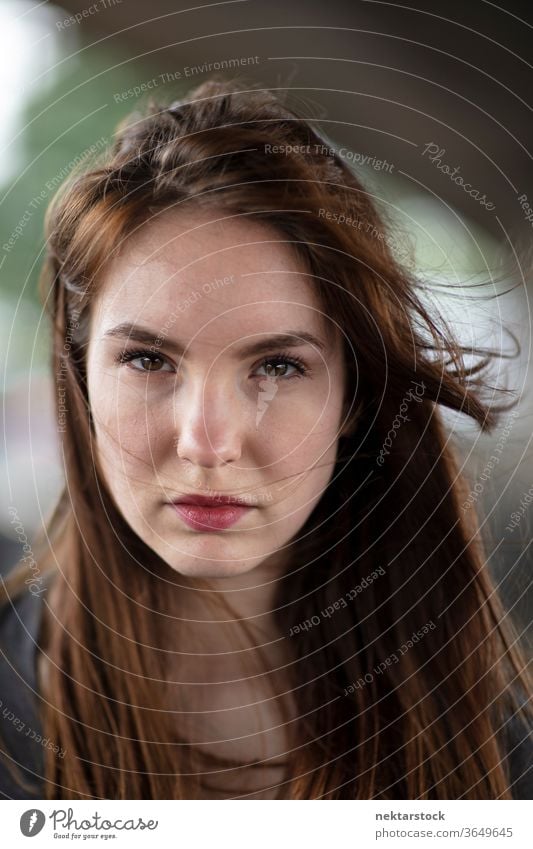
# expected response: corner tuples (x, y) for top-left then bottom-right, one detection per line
(171, 494), (248, 507)
(169, 500), (252, 531)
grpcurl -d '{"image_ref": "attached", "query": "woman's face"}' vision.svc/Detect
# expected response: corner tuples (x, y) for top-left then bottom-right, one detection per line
(86, 207), (348, 579)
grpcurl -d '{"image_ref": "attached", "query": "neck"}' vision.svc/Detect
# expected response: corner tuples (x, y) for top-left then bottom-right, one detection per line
(173, 552), (293, 672)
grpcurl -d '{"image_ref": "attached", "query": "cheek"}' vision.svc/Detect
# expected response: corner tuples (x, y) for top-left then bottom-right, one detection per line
(261, 382), (343, 456)
(260, 389), (343, 502)
(89, 370), (172, 474)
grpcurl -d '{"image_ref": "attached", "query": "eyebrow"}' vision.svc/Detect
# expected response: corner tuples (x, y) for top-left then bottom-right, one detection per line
(102, 322), (328, 358)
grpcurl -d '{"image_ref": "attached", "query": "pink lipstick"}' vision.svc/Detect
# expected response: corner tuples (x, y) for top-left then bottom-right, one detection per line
(169, 493), (253, 532)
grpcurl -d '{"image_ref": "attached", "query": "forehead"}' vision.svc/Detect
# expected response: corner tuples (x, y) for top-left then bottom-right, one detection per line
(90, 207), (338, 348)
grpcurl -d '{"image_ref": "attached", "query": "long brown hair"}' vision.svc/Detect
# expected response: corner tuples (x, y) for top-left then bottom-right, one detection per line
(2, 78), (531, 799)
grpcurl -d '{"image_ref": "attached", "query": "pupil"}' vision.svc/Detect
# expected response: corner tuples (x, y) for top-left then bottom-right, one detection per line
(143, 356), (160, 370)
(265, 362), (286, 377)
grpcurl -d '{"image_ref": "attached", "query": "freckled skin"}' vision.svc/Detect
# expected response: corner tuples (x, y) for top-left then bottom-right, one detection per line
(86, 208), (347, 581)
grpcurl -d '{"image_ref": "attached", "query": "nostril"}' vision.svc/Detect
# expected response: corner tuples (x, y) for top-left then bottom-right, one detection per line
(173, 431), (242, 466)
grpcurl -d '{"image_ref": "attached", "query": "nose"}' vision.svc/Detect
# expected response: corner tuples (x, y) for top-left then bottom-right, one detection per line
(174, 373), (243, 467)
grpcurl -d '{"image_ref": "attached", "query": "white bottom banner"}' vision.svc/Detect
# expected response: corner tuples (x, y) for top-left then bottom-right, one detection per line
(2, 799), (531, 848)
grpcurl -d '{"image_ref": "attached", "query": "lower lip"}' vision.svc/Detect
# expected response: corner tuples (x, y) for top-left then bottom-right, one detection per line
(170, 503), (253, 531)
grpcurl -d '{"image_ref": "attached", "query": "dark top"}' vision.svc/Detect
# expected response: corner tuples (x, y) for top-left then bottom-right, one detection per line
(0, 573), (53, 799)
(0, 576), (532, 799)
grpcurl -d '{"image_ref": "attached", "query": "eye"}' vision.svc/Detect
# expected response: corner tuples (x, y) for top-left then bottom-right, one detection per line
(254, 353), (309, 379)
(115, 348), (310, 379)
(116, 348), (174, 373)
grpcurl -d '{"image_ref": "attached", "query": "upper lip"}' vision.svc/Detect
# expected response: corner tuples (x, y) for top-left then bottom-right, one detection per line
(170, 493), (250, 507)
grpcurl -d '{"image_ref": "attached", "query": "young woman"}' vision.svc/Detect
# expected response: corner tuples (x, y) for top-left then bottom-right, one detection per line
(0, 78), (531, 800)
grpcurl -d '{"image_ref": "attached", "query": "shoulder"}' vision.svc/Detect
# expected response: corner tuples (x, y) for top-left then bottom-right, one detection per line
(0, 569), (52, 799)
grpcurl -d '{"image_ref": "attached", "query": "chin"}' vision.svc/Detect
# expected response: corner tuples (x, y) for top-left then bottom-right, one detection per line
(179, 563), (252, 579)
(166, 558), (260, 580)
(148, 536), (265, 579)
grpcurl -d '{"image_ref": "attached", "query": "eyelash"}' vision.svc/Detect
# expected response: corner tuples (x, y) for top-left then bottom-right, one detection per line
(115, 347), (310, 379)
